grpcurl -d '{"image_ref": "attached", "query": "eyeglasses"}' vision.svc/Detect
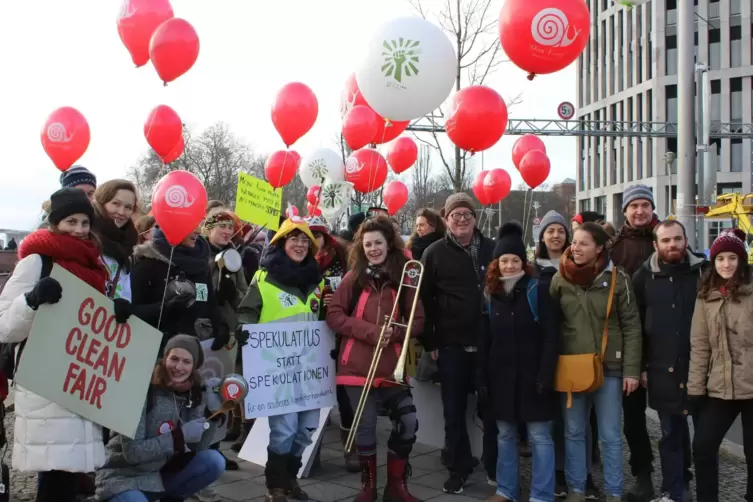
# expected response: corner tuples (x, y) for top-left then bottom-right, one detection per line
(449, 212), (475, 222)
(287, 236), (311, 247)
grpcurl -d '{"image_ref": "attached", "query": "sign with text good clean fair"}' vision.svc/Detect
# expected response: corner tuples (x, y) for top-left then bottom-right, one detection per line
(15, 266), (162, 438)
(241, 320), (336, 418)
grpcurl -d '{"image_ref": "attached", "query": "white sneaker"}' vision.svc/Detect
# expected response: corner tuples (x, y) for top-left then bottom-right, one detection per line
(487, 476), (497, 487)
(650, 495), (677, 502)
(191, 487), (222, 502)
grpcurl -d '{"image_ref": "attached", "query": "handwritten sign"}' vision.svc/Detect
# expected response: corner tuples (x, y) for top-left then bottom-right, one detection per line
(241, 320), (336, 418)
(235, 172), (283, 231)
(403, 339), (423, 379)
(15, 266), (161, 438)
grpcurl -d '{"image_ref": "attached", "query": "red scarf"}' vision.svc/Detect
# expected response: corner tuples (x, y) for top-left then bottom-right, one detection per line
(559, 247), (608, 287)
(18, 230), (108, 294)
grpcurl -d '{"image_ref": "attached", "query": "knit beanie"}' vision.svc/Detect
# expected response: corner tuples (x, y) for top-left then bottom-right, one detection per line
(444, 193), (476, 217)
(538, 210), (570, 242)
(304, 215), (329, 234)
(60, 165), (97, 189)
(48, 188), (94, 225)
(164, 334), (204, 369)
(348, 212), (366, 234)
(710, 228), (747, 262)
(572, 211), (605, 224)
(622, 184), (655, 212)
(493, 222), (527, 261)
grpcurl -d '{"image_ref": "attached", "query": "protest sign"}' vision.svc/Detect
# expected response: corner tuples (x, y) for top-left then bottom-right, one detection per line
(403, 339), (423, 379)
(235, 172), (283, 231)
(241, 320), (336, 418)
(14, 266), (161, 438)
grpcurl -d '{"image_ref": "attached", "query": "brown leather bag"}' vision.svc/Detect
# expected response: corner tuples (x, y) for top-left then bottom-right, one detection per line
(555, 268), (617, 408)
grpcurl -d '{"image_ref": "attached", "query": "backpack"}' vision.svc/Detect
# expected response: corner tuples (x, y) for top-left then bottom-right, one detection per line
(485, 277), (539, 323)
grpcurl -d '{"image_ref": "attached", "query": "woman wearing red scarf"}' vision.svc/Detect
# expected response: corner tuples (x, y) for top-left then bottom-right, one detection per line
(0, 188), (110, 502)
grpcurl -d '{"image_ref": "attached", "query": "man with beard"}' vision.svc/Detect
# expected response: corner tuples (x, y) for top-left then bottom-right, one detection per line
(632, 220), (707, 502)
(610, 184), (659, 501)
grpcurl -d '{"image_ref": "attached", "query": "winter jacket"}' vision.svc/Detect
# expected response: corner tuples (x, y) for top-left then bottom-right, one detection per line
(688, 283), (753, 400)
(549, 262), (643, 379)
(478, 276), (559, 423)
(534, 258), (559, 292)
(632, 251), (707, 414)
(0, 254), (105, 473)
(95, 383), (220, 499)
(209, 244), (248, 348)
(236, 269), (323, 326)
(326, 271), (425, 387)
(419, 231), (494, 350)
(610, 220), (657, 276)
(408, 231), (443, 262)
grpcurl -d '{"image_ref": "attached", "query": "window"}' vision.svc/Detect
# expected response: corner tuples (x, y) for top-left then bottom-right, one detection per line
(709, 0), (721, 18)
(730, 25), (742, 68)
(666, 0), (677, 25)
(666, 35), (677, 75)
(579, 199), (591, 213)
(731, 78), (743, 122)
(730, 0), (740, 15)
(667, 138), (678, 173)
(708, 29), (721, 70)
(710, 80), (721, 124)
(731, 139), (743, 172)
(595, 196), (607, 216)
(666, 84), (678, 123)
(710, 138), (722, 171)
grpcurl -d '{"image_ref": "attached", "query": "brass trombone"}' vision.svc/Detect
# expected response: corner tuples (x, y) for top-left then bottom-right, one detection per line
(344, 259), (424, 453)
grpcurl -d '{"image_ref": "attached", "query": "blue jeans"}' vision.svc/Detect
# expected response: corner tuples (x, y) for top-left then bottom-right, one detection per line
(657, 411), (692, 501)
(496, 420), (554, 502)
(562, 376), (623, 497)
(268, 409), (320, 456)
(109, 449), (226, 501)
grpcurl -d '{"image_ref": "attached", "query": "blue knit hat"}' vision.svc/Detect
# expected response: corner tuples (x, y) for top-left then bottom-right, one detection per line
(622, 184), (655, 212)
(60, 165), (97, 189)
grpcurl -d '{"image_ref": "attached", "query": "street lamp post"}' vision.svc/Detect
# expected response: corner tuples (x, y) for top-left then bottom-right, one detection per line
(677, 0), (697, 248)
(665, 151), (676, 216)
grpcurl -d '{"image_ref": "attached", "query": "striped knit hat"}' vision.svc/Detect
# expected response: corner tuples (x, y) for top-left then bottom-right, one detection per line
(622, 184), (655, 212)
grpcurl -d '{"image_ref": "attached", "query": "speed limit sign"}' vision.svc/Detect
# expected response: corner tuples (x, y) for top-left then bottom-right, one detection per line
(557, 102), (575, 120)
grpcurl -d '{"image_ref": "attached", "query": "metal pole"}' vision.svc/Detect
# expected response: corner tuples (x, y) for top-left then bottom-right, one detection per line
(677, 0), (697, 247)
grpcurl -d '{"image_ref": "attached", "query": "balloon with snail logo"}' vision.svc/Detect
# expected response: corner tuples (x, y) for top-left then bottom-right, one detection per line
(151, 170), (208, 245)
(41, 107), (91, 172)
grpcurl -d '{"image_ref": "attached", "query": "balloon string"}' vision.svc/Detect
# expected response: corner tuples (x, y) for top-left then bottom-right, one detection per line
(156, 246), (176, 331)
(523, 189), (535, 241)
(277, 151), (289, 191)
(311, 178), (324, 215)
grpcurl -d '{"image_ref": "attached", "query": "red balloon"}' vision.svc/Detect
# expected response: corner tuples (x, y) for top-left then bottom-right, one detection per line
(499, 0), (590, 79)
(41, 107), (91, 172)
(272, 83), (318, 148)
(151, 170), (208, 245)
(519, 150), (551, 189)
(285, 204), (299, 218)
(345, 149), (388, 194)
(341, 73), (409, 144)
(483, 169), (512, 204)
(264, 150), (301, 188)
(386, 137), (418, 174)
(512, 134), (546, 169)
(473, 171), (493, 205)
(117, 0), (174, 67)
(342, 105), (378, 151)
(144, 105), (182, 157)
(149, 18), (200, 85)
(306, 185), (321, 205)
(306, 202), (322, 217)
(446, 86), (508, 153)
(160, 135), (184, 164)
(384, 181), (409, 216)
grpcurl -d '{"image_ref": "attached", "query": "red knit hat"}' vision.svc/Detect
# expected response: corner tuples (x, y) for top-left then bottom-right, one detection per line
(710, 228), (747, 262)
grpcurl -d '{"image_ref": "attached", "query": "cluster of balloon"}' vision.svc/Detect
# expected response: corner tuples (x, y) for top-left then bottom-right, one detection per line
(498, 0), (590, 80)
(272, 82), (318, 149)
(342, 106), (379, 151)
(151, 170), (208, 245)
(446, 86), (508, 153)
(265, 151), (302, 189)
(473, 169), (512, 205)
(41, 107), (91, 172)
(300, 149), (345, 188)
(305, 185), (323, 217)
(384, 181), (409, 215)
(345, 148), (388, 194)
(306, 203), (322, 217)
(285, 203), (299, 218)
(386, 137), (418, 174)
(117, 0), (200, 85)
(512, 135), (550, 189)
(144, 105), (184, 163)
(340, 74), (408, 145)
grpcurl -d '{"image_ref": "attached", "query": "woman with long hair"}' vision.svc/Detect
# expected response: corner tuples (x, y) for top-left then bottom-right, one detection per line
(549, 222), (642, 502)
(95, 335), (226, 501)
(326, 216), (424, 502)
(407, 208), (446, 261)
(689, 229), (753, 502)
(479, 223), (558, 502)
(0, 188), (110, 502)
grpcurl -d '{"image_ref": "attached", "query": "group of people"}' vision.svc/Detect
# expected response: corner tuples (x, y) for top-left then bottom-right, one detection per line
(0, 170), (751, 502)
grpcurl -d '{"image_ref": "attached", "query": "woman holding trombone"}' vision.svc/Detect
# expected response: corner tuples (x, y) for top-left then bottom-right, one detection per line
(326, 216), (425, 502)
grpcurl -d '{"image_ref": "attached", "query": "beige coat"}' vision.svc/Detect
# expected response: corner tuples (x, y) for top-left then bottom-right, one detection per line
(688, 285), (753, 400)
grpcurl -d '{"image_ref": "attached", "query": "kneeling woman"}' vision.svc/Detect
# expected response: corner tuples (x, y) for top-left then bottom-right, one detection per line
(326, 216), (425, 502)
(95, 335), (226, 501)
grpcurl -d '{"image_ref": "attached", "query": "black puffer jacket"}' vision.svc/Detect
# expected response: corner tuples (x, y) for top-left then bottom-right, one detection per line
(408, 231), (443, 261)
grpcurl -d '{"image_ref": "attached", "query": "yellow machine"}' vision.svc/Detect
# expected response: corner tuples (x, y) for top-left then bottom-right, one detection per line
(704, 193), (753, 263)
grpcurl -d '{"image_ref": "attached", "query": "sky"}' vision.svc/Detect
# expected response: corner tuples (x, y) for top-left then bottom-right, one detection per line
(0, 0), (577, 230)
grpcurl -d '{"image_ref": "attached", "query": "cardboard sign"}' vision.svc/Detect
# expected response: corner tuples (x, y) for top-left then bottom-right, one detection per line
(15, 266), (161, 438)
(241, 320), (337, 418)
(403, 339), (423, 379)
(235, 172), (283, 231)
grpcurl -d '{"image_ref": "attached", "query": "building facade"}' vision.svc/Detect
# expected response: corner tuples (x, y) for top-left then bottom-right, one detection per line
(575, 0), (753, 242)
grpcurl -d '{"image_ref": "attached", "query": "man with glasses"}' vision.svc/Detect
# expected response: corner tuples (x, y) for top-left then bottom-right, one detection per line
(420, 193), (495, 494)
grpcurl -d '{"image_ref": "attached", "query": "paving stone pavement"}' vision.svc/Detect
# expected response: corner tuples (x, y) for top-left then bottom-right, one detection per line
(3, 409), (750, 501)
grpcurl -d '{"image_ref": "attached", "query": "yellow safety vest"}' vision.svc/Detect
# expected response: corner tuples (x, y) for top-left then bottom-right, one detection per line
(254, 269), (324, 323)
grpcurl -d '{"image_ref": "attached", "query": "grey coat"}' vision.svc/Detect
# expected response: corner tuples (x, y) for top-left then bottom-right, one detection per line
(95, 384), (219, 500)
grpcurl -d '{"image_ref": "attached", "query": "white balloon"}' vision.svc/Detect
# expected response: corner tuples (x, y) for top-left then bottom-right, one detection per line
(299, 148), (345, 188)
(356, 17), (456, 122)
(319, 179), (353, 223)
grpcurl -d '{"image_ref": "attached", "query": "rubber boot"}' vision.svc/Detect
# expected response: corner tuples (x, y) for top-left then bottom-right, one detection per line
(625, 471), (654, 502)
(265, 449), (288, 502)
(232, 419), (254, 453)
(285, 454), (308, 500)
(383, 452), (421, 502)
(224, 405), (242, 442)
(341, 427), (361, 473)
(354, 453), (377, 502)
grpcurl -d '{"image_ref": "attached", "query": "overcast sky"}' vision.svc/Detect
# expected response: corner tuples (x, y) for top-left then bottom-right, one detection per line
(0, 0), (577, 230)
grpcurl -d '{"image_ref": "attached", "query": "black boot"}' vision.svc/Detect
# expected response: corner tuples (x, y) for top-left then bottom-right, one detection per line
(625, 471), (654, 502)
(265, 449), (288, 502)
(285, 454), (308, 500)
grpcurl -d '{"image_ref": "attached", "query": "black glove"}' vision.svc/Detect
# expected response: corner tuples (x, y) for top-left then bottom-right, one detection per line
(164, 288), (194, 310)
(25, 277), (62, 310)
(211, 324), (231, 351)
(113, 298), (133, 324)
(217, 275), (237, 305)
(687, 394), (708, 418)
(330, 349), (338, 360)
(235, 327), (250, 346)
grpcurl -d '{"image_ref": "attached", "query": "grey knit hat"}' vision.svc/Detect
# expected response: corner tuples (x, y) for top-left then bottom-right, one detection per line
(538, 210), (570, 242)
(622, 184), (655, 212)
(164, 334), (204, 369)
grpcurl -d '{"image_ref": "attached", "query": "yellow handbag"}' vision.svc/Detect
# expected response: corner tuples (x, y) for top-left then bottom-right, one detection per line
(555, 268), (617, 408)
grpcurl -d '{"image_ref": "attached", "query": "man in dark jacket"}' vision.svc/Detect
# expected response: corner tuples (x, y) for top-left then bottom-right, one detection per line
(610, 183), (659, 501)
(420, 193), (495, 494)
(632, 220), (707, 502)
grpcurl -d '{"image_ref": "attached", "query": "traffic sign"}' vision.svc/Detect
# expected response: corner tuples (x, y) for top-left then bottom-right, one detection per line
(533, 216), (542, 225)
(557, 102), (575, 120)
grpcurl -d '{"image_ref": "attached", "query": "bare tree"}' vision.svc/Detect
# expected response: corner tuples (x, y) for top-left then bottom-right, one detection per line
(408, 0), (522, 193)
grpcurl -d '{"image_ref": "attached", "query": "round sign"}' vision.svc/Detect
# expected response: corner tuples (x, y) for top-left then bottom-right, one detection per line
(557, 102), (575, 120)
(533, 216), (541, 225)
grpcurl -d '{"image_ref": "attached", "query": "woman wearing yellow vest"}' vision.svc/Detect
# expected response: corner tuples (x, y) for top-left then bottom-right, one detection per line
(237, 216), (325, 502)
